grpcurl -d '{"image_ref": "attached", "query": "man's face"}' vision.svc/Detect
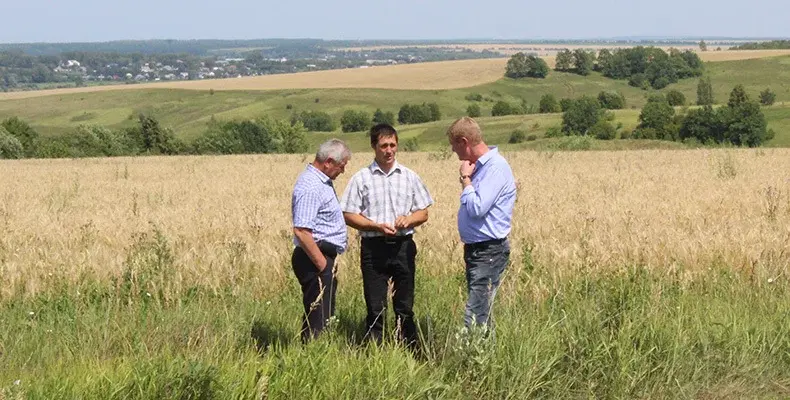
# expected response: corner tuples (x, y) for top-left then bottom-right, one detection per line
(325, 157), (348, 180)
(449, 136), (469, 160)
(374, 134), (398, 166)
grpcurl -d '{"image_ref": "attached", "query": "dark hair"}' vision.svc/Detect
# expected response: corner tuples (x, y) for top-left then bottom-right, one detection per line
(369, 123), (398, 147)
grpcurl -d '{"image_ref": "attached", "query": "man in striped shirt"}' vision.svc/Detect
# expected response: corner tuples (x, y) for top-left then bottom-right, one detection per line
(447, 117), (516, 331)
(340, 124), (433, 348)
(291, 139), (351, 341)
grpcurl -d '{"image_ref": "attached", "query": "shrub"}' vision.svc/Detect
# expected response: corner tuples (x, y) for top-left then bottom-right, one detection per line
(398, 103), (441, 124)
(759, 88), (776, 106)
(545, 126), (564, 138)
(559, 98), (576, 112)
(291, 111), (336, 132)
(0, 127), (24, 159)
(666, 90), (687, 106)
(589, 121), (616, 140)
(401, 137), (419, 152)
(464, 93), (483, 102)
(539, 94), (561, 113)
(491, 101), (521, 117)
(372, 109), (396, 126)
(597, 91), (626, 110)
(562, 96), (603, 135)
(508, 129), (527, 144)
(466, 103), (481, 118)
(340, 110), (372, 132)
(1, 116), (38, 156)
(505, 53), (549, 79)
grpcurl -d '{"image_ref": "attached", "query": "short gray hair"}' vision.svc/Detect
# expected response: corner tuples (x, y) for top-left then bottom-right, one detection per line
(315, 139), (351, 163)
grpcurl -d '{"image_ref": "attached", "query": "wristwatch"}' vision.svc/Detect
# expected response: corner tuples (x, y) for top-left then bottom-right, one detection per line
(459, 175), (471, 184)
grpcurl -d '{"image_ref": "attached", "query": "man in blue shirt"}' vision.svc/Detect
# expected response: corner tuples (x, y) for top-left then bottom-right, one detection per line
(291, 139), (351, 341)
(446, 117), (516, 329)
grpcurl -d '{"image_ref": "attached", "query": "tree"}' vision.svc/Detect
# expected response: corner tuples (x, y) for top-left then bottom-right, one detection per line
(666, 90), (687, 106)
(697, 77), (714, 105)
(341, 110), (371, 132)
(466, 103), (481, 118)
(0, 126), (24, 159)
(505, 52), (549, 79)
(539, 94), (561, 113)
(427, 103), (441, 121)
(595, 49), (612, 72)
(699, 40), (708, 52)
(372, 108), (396, 126)
(555, 49), (573, 71)
(759, 88), (776, 106)
(561, 96), (603, 135)
(637, 97), (676, 140)
(727, 84), (749, 108)
(1, 116), (38, 156)
(559, 98), (576, 112)
(291, 110), (336, 132)
(135, 114), (181, 154)
(589, 120), (616, 140)
(679, 105), (726, 143)
(724, 97), (768, 146)
(597, 91), (626, 110)
(573, 49), (596, 76)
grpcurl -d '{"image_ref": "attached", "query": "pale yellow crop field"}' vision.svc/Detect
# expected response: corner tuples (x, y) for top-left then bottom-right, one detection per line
(3, 49), (789, 101)
(2, 149), (789, 300)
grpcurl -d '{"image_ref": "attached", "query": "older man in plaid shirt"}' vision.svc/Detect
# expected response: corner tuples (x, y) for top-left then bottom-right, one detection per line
(340, 123), (433, 348)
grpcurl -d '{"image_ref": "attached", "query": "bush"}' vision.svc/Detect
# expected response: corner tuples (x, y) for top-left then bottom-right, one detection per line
(597, 91), (626, 110)
(398, 103), (441, 124)
(508, 129), (527, 144)
(666, 90), (687, 106)
(545, 126), (564, 138)
(559, 98), (576, 112)
(0, 126), (24, 159)
(526, 134), (538, 141)
(628, 74), (650, 90)
(194, 116), (308, 154)
(372, 109), (396, 126)
(491, 101), (521, 117)
(464, 93), (483, 102)
(589, 121), (616, 140)
(759, 88), (776, 106)
(341, 110), (371, 132)
(291, 110), (336, 132)
(539, 94), (561, 113)
(466, 103), (481, 118)
(1, 116), (38, 156)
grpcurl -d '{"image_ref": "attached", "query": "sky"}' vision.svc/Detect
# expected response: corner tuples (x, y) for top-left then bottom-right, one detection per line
(2, 0), (789, 43)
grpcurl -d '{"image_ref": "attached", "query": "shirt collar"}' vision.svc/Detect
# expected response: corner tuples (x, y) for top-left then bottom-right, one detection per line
(476, 146), (498, 167)
(306, 164), (332, 184)
(369, 160), (401, 176)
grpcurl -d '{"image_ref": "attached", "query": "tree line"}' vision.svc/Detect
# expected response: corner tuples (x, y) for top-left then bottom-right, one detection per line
(505, 46), (704, 89)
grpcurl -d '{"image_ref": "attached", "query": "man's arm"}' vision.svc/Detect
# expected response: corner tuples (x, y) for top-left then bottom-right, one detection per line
(344, 212), (397, 235)
(460, 167), (508, 218)
(293, 227), (328, 271)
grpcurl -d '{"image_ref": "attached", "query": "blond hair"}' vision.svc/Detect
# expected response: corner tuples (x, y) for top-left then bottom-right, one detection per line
(446, 117), (483, 145)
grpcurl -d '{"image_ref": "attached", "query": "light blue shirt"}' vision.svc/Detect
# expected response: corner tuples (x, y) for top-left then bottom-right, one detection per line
(458, 147), (516, 244)
(292, 164), (347, 253)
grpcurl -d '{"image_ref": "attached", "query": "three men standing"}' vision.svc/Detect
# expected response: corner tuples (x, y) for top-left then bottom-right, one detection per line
(340, 124), (433, 347)
(447, 117), (516, 329)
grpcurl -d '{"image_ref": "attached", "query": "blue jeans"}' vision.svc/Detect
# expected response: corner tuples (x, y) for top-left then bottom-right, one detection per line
(463, 239), (510, 328)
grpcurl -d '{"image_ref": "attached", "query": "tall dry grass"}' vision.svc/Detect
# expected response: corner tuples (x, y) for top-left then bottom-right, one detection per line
(1, 149), (789, 300)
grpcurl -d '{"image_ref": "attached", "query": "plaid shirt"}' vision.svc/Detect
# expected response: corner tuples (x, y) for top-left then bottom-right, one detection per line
(340, 161), (433, 238)
(292, 164), (347, 252)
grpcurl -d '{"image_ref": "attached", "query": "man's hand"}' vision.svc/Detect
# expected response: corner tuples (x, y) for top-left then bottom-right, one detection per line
(460, 161), (475, 177)
(378, 223), (397, 236)
(394, 215), (411, 230)
(316, 255), (329, 272)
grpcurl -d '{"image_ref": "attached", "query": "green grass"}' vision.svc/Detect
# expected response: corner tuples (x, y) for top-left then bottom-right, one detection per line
(1, 56), (790, 150)
(2, 264), (788, 398)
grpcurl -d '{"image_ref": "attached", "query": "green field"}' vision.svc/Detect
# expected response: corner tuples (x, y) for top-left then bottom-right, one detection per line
(1, 56), (789, 150)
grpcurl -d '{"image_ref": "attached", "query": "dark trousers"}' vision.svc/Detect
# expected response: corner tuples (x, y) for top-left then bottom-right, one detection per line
(360, 236), (418, 347)
(291, 242), (337, 342)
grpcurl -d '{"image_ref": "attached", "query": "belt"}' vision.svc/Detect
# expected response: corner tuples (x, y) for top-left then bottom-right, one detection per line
(464, 237), (507, 250)
(362, 235), (413, 244)
(315, 241), (340, 257)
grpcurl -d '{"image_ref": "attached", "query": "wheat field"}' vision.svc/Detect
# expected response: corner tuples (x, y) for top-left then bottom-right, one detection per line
(2, 148), (788, 300)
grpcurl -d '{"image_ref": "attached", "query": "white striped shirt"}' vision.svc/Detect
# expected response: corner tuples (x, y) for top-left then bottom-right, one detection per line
(292, 164), (347, 252)
(340, 161), (433, 238)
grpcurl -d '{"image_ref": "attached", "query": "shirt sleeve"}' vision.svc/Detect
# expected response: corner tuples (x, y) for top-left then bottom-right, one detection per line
(339, 174), (363, 214)
(411, 173), (433, 212)
(292, 189), (322, 230)
(460, 166), (507, 218)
